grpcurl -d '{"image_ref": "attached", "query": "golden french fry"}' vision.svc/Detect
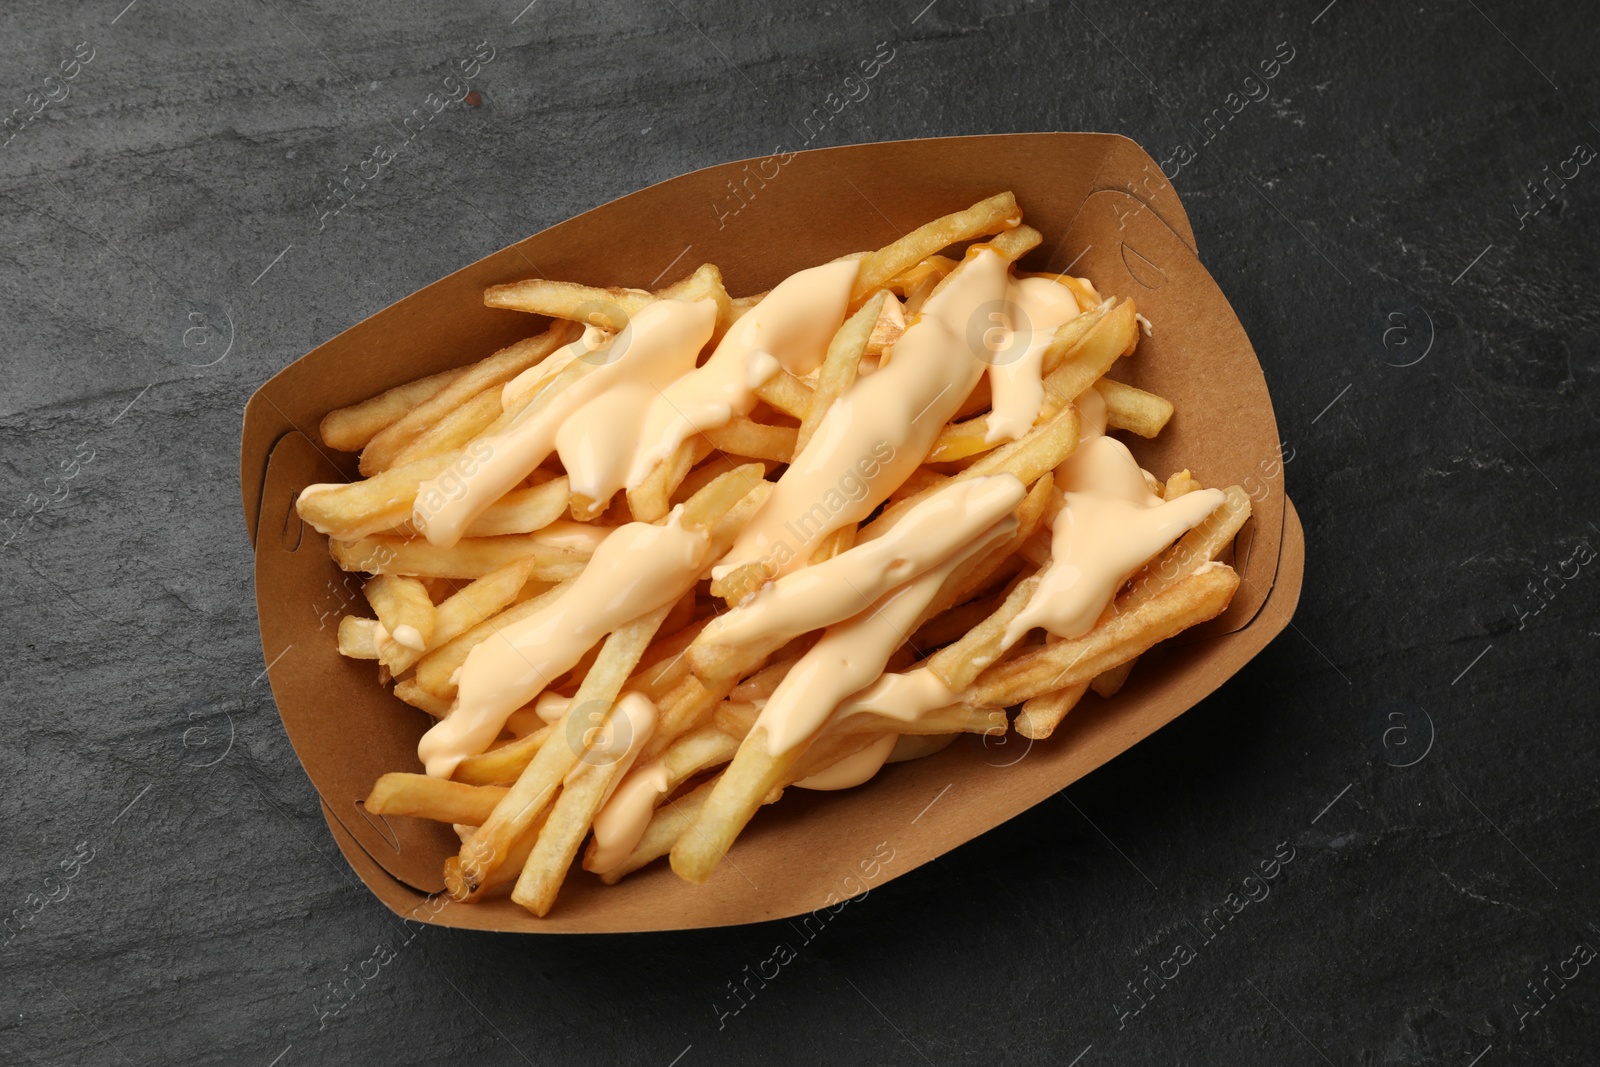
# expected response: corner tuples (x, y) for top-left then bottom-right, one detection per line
(394, 679), (451, 718)
(360, 324), (573, 475)
(850, 192), (1021, 305)
(388, 388), (504, 469)
(1163, 469), (1200, 500)
(511, 700), (662, 916)
(715, 699), (1003, 743)
(975, 223), (1041, 264)
(457, 479), (571, 538)
(673, 472), (775, 607)
(923, 474), (1051, 618)
(321, 367), (466, 452)
(365, 773), (507, 825)
(568, 491), (611, 522)
(383, 559), (535, 675)
(484, 280), (656, 328)
(640, 673), (741, 761)
(445, 817), (544, 900)
(1037, 298), (1112, 378)
(678, 462), (767, 533)
(883, 255), (956, 296)
(415, 581), (572, 698)
(1089, 660), (1135, 699)
(330, 534), (591, 581)
(1041, 299), (1139, 405)
(453, 725), (554, 787)
(862, 405), (1078, 543)
(1099, 378), (1174, 438)
(909, 587), (1007, 650)
(576, 726), (738, 879)
(457, 603), (672, 900)
(659, 264), (734, 326)
(787, 730), (881, 782)
(754, 370), (814, 420)
(597, 775), (719, 885)
(627, 440), (697, 523)
(364, 575), (435, 670)
(1124, 486), (1251, 607)
(969, 564), (1240, 708)
(657, 725), (741, 781)
(1014, 682), (1089, 740)
(296, 454), (454, 542)
(928, 413), (1003, 463)
(670, 452), (753, 508)
(337, 616), (380, 659)
(484, 263), (729, 328)
(1088, 485), (1252, 697)
(796, 291), (889, 455)
(708, 560), (768, 606)
(629, 619), (709, 701)
(700, 418), (796, 463)
(670, 727), (800, 884)
(928, 573), (1041, 692)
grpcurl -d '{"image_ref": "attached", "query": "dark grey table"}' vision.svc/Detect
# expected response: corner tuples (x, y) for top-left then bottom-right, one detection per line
(3, 1), (1596, 1064)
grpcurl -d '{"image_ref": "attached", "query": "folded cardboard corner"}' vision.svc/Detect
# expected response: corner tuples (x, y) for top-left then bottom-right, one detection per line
(242, 133), (1303, 933)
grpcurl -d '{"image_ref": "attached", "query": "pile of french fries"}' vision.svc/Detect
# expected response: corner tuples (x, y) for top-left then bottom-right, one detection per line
(300, 192), (1250, 916)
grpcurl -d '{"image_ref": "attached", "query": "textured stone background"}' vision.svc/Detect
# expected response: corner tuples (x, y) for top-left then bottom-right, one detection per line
(2, 0), (1597, 1064)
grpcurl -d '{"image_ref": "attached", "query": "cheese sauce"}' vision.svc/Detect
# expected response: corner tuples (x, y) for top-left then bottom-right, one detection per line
(984, 276), (1081, 442)
(754, 514), (1017, 755)
(698, 474), (1024, 650)
(418, 511), (712, 778)
(833, 665), (960, 723)
(794, 734), (898, 790)
(714, 248), (1013, 580)
(500, 325), (613, 411)
(1005, 435), (1224, 644)
(414, 299), (717, 548)
(625, 260), (859, 483)
(587, 759), (672, 875)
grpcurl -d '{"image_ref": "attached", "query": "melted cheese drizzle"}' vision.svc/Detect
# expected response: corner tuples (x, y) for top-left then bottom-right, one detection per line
(984, 276), (1081, 442)
(625, 260), (858, 483)
(755, 515), (1017, 755)
(418, 512), (711, 778)
(1004, 435), (1224, 644)
(714, 249), (1012, 579)
(553, 309), (715, 505)
(567, 691), (658, 794)
(416, 265), (862, 548)
(588, 758), (672, 875)
(794, 734), (898, 791)
(697, 475), (1025, 649)
(833, 665), (960, 723)
(414, 299), (717, 548)
(501, 325), (613, 411)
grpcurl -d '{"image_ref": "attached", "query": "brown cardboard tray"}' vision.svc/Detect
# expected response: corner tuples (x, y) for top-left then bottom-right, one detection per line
(242, 133), (1304, 932)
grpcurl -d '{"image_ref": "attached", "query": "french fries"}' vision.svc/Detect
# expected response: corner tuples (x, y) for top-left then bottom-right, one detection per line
(306, 190), (1251, 915)
(321, 367), (465, 452)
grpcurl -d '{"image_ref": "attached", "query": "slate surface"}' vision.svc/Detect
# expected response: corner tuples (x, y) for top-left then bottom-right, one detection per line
(1, 1), (1596, 1064)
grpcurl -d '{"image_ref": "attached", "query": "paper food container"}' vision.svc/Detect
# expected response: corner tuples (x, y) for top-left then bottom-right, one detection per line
(241, 133), (1305, 933)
